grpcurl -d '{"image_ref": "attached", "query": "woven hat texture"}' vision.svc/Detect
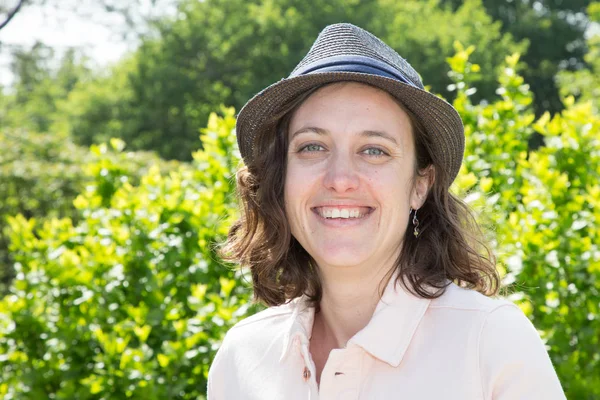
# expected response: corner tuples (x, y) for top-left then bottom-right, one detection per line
(236, 23), (465, 183)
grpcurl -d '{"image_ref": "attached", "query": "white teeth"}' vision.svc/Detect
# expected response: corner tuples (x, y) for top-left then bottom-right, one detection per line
(317, 207), (367, 219)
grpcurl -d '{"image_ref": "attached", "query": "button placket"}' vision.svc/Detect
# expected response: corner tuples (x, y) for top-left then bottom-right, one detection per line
(320, 348), (361, 400)
(295, 335), (318, 394)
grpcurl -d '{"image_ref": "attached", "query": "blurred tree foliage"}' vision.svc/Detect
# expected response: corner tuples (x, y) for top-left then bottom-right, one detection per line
(1, 48), (599, 398)
(557, 2), (600, 112)
(1, 43), (90, 133)
(3, 1), (598, 160)
(57, 0), (524, 160)
(441, 0), (594, 116)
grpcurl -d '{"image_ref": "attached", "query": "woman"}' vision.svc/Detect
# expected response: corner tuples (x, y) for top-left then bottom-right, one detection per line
(208, 23), (565, 399)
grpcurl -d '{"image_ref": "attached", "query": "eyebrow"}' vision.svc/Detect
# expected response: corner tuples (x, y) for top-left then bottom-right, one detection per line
(290, 127), (399, 145)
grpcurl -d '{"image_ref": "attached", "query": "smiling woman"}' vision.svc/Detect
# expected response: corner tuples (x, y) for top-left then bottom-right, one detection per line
(209, 23), (566, 399)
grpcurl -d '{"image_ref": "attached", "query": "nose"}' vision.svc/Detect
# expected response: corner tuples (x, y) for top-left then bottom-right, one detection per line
(322, 152), (360, 193)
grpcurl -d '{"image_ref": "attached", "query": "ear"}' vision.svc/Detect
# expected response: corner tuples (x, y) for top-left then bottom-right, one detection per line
(410, 165), (435, 210)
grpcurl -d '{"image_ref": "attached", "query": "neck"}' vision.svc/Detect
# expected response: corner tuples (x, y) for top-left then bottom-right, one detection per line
(312, 262), (395, 349)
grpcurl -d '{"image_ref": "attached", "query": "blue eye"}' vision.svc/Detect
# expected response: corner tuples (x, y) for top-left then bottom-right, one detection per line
(299, 143), (325, 152)
(362, 147), (387, 157)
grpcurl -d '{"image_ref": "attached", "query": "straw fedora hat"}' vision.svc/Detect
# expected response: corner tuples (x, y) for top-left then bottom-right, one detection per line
(235, 23), (465, 183)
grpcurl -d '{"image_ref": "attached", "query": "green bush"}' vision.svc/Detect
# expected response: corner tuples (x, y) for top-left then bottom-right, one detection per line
(0, 130), (88, 293)
(0, 129), (178, 295)
(0, 111), (244, 398)
(1, 48), (599, 398)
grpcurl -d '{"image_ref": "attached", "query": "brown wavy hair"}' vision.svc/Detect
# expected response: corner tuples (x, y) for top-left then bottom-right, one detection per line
(220, 82), (500, 307)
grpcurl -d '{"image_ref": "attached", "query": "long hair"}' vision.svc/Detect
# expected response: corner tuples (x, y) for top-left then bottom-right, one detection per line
(220, 83), (500, 307)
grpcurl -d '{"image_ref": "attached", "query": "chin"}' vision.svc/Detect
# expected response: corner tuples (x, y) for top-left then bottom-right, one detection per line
(311, 246), (372, 269)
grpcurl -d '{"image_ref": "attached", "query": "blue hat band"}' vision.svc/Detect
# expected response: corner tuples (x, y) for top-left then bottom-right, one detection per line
(289, 55), (416, 88)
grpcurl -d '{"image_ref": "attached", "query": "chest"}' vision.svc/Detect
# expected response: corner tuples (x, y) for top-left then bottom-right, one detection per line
(235, 344), (482, 400)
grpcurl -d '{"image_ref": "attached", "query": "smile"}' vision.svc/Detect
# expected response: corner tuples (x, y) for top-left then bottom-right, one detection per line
(312, 206), (374, 219)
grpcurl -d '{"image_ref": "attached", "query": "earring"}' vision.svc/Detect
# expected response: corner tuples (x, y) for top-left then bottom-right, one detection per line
(412, 208), (420, 238)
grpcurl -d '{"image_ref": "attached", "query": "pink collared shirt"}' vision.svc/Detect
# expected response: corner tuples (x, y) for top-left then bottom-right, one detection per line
(207, 278), (566, 399)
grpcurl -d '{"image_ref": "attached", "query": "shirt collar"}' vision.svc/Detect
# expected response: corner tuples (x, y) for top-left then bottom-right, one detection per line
(279, 275), (433, 367)
(348, 275), (431, 367)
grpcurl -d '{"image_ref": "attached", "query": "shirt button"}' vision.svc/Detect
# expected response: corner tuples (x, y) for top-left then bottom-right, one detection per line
(303, 367), (311, 381)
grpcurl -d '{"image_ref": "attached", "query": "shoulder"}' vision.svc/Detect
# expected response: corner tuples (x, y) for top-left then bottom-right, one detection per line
(457, 288), (566, 399)
(430, 282), (516, 313)
(430, 284), (565, 398)
(226, 300), (296, 340)
(207, 301), (298, 398)
(429, 284), (550, 362)
(209, 300), (297, 370)
(425, 283), (525, 351)
(478, 303), (565, 398)
(430, 284), (547, 352)
(234, 301), (296, 328)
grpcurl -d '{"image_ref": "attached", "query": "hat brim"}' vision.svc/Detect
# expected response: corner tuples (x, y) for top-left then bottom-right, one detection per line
(236, 71), (464, 182)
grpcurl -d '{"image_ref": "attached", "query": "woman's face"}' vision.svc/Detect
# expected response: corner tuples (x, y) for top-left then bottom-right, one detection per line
(284, 82), (429, 272)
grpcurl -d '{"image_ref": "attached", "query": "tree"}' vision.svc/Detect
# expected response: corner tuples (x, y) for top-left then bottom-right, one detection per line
(557, 2), (600, 112)
(442, 0), (595, 115)
(65, 0), (523, 160)
(2, 43), (90, 133)
(0, 0), (25, 31)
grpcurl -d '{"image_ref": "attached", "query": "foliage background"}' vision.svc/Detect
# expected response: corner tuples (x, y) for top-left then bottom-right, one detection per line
(1, 0), (599, 398)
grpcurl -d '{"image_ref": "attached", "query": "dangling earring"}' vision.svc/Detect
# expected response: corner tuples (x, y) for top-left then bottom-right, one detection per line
(411, 208), (420, 238)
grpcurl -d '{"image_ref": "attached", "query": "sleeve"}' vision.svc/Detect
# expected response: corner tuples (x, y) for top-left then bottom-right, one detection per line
(207, 338), (230, 400)
(478, 304), (566, 400)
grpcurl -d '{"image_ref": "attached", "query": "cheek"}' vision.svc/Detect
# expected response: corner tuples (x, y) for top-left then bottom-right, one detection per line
(285, 161), (317, 197)
(284, 162), (324, 239)
(365, 167), (412, 207)
(284, 164), (310, 221)
(364, 166), (399, 189)
(283, 165), (299, 206)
